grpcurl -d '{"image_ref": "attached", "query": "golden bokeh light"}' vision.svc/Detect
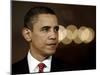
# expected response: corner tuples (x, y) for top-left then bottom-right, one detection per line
(58, 25), (95, 44)
(67, 25), (77, 32)
(61, 35), (72, 45)
(73, 30), (82, 44)
(66, 29), (73, 40)
(78, 26), (89, 42)
(83, 27), (95, 43)
(66, 25), (78, 40)
(74, 36), (82, 44)
(78, 26), (95, 43)
(61, 25), (77, 45)
(58, 25), (67, 42)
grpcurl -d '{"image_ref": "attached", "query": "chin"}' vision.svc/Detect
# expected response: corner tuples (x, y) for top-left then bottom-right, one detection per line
(44, 50), (56, 56)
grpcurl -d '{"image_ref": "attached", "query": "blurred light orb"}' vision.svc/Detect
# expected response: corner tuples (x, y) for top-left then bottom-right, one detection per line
(59, 25), (95, 44)
(61, 25), (77, 45)
(83, 27), (95, 43)
(73, 30), (82, 44)
(78, 26), (88, 41)
(66, 25), (78, 40)
(58, 25), (67, 42)
(78, 26), (95, 43)
(72, 29), (78, 40)
(67, 25), (77, 32)
(66, 29), (73, 40)
(61, 37), (72, 45)
(74, 36), (82, 44)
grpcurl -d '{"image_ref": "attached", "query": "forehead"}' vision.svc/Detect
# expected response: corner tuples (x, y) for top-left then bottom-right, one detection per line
(33, 14), (58, 28)
(38, 13), (57, 20)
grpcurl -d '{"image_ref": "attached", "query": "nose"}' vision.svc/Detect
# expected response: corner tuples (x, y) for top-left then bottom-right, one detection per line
(48, 30), (58, 40)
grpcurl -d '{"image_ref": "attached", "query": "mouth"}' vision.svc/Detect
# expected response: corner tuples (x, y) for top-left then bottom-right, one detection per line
(46, 43), (58, 48)
(47, 43), (57, 45)
(46, 42), (58, 50)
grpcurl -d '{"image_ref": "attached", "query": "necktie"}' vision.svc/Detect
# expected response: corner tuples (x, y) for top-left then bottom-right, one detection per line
(38, 63), (46, 73)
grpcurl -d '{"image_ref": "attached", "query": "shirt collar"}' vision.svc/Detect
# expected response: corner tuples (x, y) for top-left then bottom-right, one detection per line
(42, 55), (52, 70)
(27, 50), (52, 73)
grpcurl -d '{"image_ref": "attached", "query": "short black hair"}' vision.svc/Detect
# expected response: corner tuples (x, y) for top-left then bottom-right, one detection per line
(24, 6), (57, 29)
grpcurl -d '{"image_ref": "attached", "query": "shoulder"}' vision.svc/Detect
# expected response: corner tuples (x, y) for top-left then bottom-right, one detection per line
(12, 57), (26, 69)
(12, 56), (29, 74)
(51, 56), (72, 72)
(51, 56), (83, 72)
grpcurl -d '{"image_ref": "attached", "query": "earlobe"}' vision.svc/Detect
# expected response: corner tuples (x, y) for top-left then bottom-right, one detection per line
(22, 27), (32, 42)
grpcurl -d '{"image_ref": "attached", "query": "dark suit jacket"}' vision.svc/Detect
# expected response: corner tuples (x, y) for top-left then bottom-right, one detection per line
(12, 55), (74, 74)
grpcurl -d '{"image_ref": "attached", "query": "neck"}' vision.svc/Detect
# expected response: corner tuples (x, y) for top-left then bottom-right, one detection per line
(30, 46), (48, 62)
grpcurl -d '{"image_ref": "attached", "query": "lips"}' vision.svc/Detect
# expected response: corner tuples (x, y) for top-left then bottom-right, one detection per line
(47, 43), (58, 48)
(47, 43), (57, 45)
(46, 42), (58, 50)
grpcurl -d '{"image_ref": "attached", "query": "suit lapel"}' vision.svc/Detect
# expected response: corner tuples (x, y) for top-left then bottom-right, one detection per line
(51, 56), (70, 72)
(51, 56), (61, 72)
(12, 55), (29, 74)
(20, 56), (29, 73)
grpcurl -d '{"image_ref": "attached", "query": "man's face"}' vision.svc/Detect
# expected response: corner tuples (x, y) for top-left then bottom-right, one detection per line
(30, 14), (59, 56)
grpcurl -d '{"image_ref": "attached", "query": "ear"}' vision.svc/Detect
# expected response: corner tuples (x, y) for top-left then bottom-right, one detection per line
(22, 27), (32, 42)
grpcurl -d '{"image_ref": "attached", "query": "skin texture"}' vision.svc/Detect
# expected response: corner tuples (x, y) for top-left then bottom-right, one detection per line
(22, 14), (59, 62)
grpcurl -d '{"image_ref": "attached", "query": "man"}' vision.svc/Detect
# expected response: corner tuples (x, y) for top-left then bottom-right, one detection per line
(12, 6), (70, 74)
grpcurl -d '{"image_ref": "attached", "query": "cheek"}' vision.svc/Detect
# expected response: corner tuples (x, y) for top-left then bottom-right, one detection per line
(32, 34), (47, 46)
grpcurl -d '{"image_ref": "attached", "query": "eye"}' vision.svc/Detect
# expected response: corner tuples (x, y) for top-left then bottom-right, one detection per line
(41, 26), (50, 32)
(54, 26), (59, 32)
(43, 28), (49, 32)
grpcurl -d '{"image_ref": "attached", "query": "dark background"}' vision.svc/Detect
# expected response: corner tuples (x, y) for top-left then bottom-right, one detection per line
(12, 1), (96, 70)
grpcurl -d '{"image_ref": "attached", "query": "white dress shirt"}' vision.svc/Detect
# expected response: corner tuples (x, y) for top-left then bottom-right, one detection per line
(27, 51), (52, 73)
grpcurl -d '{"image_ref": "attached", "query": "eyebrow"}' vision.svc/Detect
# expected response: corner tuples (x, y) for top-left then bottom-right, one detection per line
(41, 26), (51, 29)
(54, 26), (59, 29)
(40, 25), (59, 31)
(41, 25), (59, 28)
